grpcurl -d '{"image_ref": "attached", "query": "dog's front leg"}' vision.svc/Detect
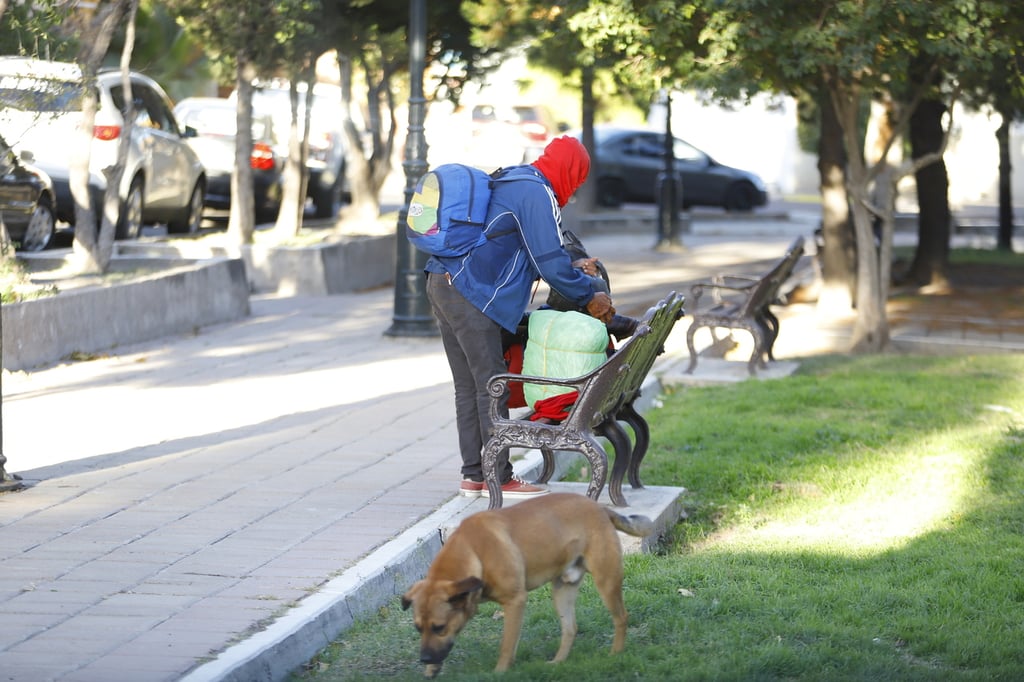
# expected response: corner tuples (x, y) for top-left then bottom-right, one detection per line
(494, 596), (527, 672)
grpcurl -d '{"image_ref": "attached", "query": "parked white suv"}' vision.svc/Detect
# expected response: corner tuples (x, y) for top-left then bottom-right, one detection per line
(0, 57), (206, 238)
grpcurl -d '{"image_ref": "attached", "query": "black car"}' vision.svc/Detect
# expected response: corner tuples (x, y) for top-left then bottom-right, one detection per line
(244, 82), (349, 219)
(0, 147), (56, 251)
(174, 97), (284, 223)
(584, 126), (769, 211)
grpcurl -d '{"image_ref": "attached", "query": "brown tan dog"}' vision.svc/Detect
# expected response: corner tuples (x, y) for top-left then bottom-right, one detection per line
(401, 492), (654, 677)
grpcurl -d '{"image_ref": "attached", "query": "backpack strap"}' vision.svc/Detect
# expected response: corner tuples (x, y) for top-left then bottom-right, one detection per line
(480, 167), (547, 242)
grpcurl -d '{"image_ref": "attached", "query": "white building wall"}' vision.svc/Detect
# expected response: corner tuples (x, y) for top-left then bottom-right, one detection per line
(659, 92), (1024, 209)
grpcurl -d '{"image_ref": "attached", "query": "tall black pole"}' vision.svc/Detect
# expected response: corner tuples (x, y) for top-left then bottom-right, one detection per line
(386, 0), (437, 337)
(655, 89), (684, 251)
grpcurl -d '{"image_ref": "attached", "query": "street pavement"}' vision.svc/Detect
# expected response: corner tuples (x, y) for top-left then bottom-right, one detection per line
(2, 209), (1022, 682)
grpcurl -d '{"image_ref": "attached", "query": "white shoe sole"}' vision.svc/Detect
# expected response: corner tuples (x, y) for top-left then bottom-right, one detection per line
(481, 486), (550, 499)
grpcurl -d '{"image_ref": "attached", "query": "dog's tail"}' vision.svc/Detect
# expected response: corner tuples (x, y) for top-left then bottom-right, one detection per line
(605, 509), (655, 537)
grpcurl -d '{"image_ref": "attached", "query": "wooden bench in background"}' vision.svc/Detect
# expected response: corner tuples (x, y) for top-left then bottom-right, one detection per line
(481, 292), (686, 509)
(685, 236), (806, 376)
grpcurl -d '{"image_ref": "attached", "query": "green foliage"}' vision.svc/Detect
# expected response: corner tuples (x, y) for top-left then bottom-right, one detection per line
(168, 0), (319, 84)
(0, 1), (76, 60)
(100, 1), (213, 99)
(291, 354), (1024, 681)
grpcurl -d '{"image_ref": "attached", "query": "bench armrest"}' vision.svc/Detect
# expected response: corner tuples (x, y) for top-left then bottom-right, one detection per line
(690, 276), (759, 307)
(486, 371), (591, 422)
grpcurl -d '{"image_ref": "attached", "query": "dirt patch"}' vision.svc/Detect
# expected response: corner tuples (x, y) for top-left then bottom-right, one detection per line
(889, 263), (1024, 325)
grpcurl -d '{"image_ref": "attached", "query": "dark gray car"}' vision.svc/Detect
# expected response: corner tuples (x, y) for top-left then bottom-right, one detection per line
(0, 147), (56, 251)
(584, 126), (768, 211)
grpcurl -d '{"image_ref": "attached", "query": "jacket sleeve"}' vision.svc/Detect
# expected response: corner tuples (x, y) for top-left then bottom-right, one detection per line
(515, 182), (596, 309)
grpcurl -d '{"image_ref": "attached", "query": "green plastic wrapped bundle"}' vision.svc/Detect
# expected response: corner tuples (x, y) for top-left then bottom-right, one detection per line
(522, 309), (609, 409)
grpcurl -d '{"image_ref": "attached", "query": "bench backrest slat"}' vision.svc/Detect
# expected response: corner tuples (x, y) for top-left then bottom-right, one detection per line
(564, 292), (685, 429)
(736, 236), (805, 316)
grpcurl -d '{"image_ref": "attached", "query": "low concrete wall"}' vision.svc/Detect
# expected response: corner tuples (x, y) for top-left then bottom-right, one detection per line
(2, 258), (250, 371)
(242, 234), (395, 295)
(117, 233), (396, 296)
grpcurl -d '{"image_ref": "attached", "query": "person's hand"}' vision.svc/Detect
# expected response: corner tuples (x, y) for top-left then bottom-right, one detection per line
(572, 257), (601, 277)
(585, 292), (616, 324)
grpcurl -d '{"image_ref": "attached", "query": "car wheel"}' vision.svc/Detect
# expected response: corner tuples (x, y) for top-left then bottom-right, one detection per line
(19, 196), (56, 252)
(168, 180), (205, 234)
(724, 182), (756, 212)
(116, 177), (144, 240)
(311, 177), (342, 219)
(597, 178), (626, 208)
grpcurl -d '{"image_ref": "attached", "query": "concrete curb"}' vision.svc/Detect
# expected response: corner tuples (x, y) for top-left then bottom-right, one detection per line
(2, 257), (250, 371)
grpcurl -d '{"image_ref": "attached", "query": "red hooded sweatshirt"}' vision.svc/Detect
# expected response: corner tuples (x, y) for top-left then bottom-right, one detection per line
(531, 136), (591, 207)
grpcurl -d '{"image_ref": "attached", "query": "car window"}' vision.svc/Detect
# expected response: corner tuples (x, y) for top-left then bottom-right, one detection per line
(0, 76), (85, 112)
(252, 87), (339, 135)
(635, 135), (665, 158)
(138, 84), (180, 134)
(181, 107), (236, 136)
(109, 83), (180, 135)
(673, 138), (705, 163)
(179, 106), (273, 140)
(615, 134), (664, 158)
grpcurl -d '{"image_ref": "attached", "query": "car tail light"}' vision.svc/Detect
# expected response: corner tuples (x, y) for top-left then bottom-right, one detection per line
(251, 142), (275, 171)
(520, 122), (548, 142)
(94, 125), (121, 141)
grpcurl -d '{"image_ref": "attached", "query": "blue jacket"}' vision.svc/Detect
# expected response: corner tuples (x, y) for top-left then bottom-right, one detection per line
(425, 165), (598, 332)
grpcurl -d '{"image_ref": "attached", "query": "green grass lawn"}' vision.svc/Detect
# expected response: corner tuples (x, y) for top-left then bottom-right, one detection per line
(293, 354), (1024, 681)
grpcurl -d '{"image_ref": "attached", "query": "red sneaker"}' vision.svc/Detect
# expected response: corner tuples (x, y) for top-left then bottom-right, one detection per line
(482, 476), (549, 499)
(459, 479), (485, 498)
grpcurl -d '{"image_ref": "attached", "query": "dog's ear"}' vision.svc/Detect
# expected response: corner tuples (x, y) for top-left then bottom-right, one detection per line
(448, 576), (484, 604)
(401, 580), (424, 610)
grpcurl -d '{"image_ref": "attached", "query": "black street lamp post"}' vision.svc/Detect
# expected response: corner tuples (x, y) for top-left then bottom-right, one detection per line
(385, 0), (438, 338)
(655, 89), (685, 251)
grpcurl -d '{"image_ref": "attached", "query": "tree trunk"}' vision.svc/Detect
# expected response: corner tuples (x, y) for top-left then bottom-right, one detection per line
(907, 98), (951, 286)
(575, 64), (597, 214)
(338, 54), (382, 224)
(833, 85), (889, 352)
(227, 59), (256, 245)
(70, 1), (127, 274)
(815, 86), (855, 314)
(995, 113), (1015, 252)
(274, 78), (307, 238)
(0, 203), (13, 261)
(95, 0), (139, 269)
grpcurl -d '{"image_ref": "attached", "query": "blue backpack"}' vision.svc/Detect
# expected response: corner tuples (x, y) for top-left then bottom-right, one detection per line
(405, 164), (533, 257)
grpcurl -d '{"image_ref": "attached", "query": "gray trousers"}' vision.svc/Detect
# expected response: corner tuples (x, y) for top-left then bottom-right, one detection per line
(426, 272), (514, 483)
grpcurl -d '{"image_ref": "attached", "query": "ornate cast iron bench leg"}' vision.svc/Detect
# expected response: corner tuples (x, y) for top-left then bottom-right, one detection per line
(595, 418), (631, 507)
(482, 443), (510, 509)
(685, 322), (701, 374)
(482, 432), (610, 510)
(745, 322), (765, 376)
(619, 404), (650, 489)
(536, 446), (556, 484)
